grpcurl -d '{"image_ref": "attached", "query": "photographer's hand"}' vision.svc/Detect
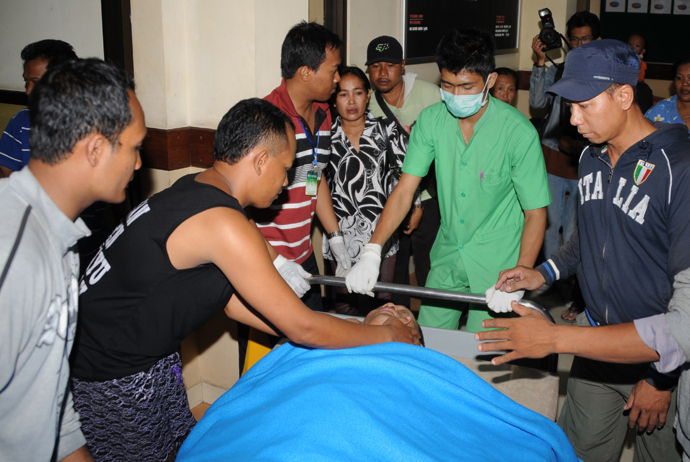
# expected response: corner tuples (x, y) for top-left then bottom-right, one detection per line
(532, 34), (546, 67)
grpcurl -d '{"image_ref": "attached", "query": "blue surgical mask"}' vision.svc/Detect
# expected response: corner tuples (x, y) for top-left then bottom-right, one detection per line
(440, 78), (490, 118)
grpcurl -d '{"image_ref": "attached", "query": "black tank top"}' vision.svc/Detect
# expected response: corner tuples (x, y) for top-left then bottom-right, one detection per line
(72, 174), (242, 381)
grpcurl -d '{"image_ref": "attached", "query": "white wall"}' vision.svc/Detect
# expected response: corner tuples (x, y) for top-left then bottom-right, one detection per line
(131, 0), (307, 131)
(0, 0), (104, 91)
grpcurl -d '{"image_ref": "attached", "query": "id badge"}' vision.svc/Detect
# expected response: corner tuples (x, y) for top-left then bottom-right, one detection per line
(306, 169), (318, 196)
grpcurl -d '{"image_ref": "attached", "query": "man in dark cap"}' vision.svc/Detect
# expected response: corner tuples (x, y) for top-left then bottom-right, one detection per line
(365, 35), (441, 300)
(478, 39), (690, 462)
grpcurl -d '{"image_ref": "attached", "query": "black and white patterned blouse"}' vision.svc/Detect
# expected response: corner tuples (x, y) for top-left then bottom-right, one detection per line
(323, 112), (407, 262)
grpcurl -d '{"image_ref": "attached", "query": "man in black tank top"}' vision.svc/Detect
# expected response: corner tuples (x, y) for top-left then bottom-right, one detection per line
(70, 98), (421, 461)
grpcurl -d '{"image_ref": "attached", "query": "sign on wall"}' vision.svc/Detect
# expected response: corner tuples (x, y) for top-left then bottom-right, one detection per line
(405, 0), (521, 64)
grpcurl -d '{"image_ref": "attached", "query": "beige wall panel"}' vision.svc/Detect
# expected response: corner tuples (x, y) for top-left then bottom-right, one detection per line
(647, 79), (674, 100)
(161, 0), (192, 129)
(141, 167), (205, 198)
(187, 0), (255, 129)
(516, 89), (532, 119)
(0, 0), (104, 91)
(346, 0), (402, 69)
(132, 0), (170, 129)
(254, 0), (310, 98)
(518, 0), (575, 71)
(181, 332), (202, 390)
(309, 0), (324, 23)
(0, 104), (24, 131)
(196, 312), (239, 391)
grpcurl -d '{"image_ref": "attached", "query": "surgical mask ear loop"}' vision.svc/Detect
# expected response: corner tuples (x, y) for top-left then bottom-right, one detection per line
(479, 77), (490, 107)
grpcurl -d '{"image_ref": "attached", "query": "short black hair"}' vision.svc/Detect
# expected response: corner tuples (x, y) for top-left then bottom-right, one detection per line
(672, 52), (690, 79)
(337, 66), (370, 92)
(495, 67), (518, 85)
(29, 58), (134, 164)
(281, 21), (342, 79)
(435, 28), (495, 81)
(566, 11), (601, 39)
(213, 98), (294, 164)
(21, 39), (77, 69)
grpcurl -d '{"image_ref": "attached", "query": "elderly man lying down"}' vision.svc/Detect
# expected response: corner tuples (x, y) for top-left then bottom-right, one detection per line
(177, 304), (578, 462)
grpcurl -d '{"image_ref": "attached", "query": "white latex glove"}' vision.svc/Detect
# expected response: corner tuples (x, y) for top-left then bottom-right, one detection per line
(345, 243), (382, 297)
(274, 255), (311, 298)
(485, 286), (525, 313)
(328, 235), (352, 277)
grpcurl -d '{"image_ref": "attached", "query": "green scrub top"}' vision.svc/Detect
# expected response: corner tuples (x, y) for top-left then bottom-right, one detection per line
(402, 96), (551, 294)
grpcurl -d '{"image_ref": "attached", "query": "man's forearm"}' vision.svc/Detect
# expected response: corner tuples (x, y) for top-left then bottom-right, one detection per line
(370, 174), (420, 246)
(225, 294), (279, 336)
(556, 322), (660, 364)
(517, 208), (547, 267)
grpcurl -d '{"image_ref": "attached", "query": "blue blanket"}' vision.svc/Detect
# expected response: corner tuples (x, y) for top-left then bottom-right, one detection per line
(177, 343), (579, 462)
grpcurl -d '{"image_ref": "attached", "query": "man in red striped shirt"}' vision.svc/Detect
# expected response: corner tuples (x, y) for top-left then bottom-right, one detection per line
(252, 21), (350, 311)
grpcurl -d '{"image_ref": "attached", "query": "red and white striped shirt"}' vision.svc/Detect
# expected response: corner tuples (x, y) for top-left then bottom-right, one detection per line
(251, 79), (332, 263)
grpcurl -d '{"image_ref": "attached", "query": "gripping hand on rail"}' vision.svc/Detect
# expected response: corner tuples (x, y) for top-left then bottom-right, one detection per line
(345, 243), (381, 297)
(328, 235), (352, 277)
(273, 254), (311, 298)
(485, 286), (525, 313)
(475, 301), (558, 366)
(494, 265), (546, 293)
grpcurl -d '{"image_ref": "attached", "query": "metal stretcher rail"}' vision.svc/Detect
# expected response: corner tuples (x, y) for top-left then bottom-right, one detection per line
(308, 275), (555, 323)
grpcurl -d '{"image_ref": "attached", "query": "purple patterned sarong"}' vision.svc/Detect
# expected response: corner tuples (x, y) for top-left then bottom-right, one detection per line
(72, 352), (196, 462)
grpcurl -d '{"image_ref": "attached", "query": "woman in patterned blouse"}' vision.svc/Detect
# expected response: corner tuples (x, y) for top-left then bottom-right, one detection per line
(324, 66), (409, 315)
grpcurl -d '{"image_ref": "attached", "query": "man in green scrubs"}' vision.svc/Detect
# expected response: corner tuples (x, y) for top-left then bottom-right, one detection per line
(346, 28), (550, 332)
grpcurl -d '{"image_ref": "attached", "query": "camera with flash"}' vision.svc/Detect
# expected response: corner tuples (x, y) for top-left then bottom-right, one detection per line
(538, 8), (563, 52)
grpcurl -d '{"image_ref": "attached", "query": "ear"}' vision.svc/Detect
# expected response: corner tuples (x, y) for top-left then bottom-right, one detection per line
(400, 60), (406, 73)
(486, 72), (499, 90)
(298, 65), (312, 83)
(619, 84), (635, 111)
(84, 133), (108, 167)
(366, 88), (372, 104)
(252, 147), (271, 176)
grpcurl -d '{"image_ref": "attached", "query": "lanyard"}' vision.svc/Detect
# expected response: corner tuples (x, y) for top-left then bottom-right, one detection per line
(297, 118), (320, 168)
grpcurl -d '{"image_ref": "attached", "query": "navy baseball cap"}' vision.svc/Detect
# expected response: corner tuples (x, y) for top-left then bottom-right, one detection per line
(366, 36), (403, 66)
(548, 39), (640, 102)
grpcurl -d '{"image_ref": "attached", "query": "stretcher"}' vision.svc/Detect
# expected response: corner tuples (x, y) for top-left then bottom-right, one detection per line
(311, 275), (557, 365)
(244, 276), (561, 420)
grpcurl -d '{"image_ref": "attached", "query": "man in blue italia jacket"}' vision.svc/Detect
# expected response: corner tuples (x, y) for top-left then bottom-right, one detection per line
(477, 40), (690, 462)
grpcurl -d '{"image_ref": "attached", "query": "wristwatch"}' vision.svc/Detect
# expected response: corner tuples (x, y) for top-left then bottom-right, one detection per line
(327, 230), (344, 239)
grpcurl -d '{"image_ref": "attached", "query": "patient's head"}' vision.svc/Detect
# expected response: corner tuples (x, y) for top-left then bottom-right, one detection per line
(364, 303), (425, 346)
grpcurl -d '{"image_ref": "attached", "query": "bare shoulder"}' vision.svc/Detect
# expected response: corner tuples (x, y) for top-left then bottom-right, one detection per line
(167, 206), (262, 270)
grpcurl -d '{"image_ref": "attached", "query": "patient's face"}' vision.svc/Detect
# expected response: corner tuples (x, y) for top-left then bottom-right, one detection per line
(364, 303), (417, 329)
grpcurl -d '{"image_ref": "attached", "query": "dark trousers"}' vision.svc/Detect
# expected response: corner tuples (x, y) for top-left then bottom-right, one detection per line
(238, 252), (322, 373)
(392, 197), (441, 306)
